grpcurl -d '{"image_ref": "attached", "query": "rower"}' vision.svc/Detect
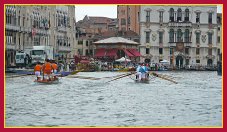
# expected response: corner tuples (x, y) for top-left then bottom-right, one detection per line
(42, 59), (53, 81)
(34, 61), (42, 81)
(136, 63), (142, 81)
(51, 60), (58, 80)
(140, 63), (148, 80)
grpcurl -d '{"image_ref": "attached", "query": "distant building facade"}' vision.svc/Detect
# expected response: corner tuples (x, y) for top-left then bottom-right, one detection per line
(5, 5), (76, 67)
(139, 6), (218, 67)
(217, 13), (222, 62)
(117, 5), (140, 35)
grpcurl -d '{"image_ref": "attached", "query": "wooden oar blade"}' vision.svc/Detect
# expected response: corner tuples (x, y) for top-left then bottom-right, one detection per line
(107, 72), (135, 83)
(70, 69), (84, 75)
(67, 75), (101, 80)
(150, 72), (178, 84)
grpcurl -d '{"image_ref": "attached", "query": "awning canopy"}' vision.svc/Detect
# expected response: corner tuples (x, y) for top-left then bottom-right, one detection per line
(95, 48), (106, 57)
(115, 57), (131, 62)
(128, 49), (141, 57)
(93, 37), (139, 45)
(106, 49), (118, 57)
(123, 49), (134, 57)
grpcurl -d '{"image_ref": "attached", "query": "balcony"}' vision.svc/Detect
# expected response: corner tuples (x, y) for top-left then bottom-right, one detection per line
(206, 55), (215, 59)
(169, 42), (176, 47)
(57, 26), (67, 32)
(6, 24), (20, 31)
(58, 46), (71, 53)
(184, 42), (192, 47)
(6, 43), (16, 50)
(168, 22), (192, 28)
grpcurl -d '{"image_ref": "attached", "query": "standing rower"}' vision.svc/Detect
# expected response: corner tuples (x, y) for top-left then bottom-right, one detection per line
(34, 61), (42, 80)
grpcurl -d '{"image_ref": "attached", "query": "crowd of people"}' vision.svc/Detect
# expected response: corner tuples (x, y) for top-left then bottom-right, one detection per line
(34, 59), (58, 81)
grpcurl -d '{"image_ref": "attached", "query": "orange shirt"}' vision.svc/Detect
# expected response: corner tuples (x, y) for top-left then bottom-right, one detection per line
(34, 64), (42, 72)
(43, 62), (52, 71)
(52, 63), (58, 70)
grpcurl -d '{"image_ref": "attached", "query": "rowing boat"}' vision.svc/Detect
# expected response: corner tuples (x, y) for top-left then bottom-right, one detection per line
(134, 79), (150, 83)
(34, 78), (60, 84)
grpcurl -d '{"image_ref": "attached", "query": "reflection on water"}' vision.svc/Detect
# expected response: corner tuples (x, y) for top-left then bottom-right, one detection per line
(5, 71), (222, 127)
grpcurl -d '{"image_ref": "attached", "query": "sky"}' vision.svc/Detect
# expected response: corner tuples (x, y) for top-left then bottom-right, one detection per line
(75, 5), (117, 22)
(75, 5), (222, 22)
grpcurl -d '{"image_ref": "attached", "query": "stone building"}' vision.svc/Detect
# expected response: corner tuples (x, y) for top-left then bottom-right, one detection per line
(5, 5), (76, 67)
(139, 6), (218, 67)
(117, 5), (140, 35)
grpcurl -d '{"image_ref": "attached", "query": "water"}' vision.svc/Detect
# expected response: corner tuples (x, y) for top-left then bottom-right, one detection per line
(5, 71), (222, 127)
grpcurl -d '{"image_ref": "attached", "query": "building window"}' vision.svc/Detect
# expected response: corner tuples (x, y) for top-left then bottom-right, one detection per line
(78, 40), (83, 45)
(159, 11), (163, 23)
(159, 32), (163, 43)
(145, 32), (150, 43)
(86, 49), (89, 56)
(177, 8), (182, 21)
(170, 48), (173, 55)
(169, 8), (174, 22)
(208, 33), (212, 44)
(208, 13), (212, 24)
(196, 33), (200, 44)
(159, 48), (163, 54)
(169, 29), (174, 42)
(218, 27), (220, 31)
(196, 13), (200, 23)
(218, 36), (220, 43)
(185, 9), (189, 21)
(196, 48), (200, 55)
(177, 29), (182, 42)
(196, 59), (200, 63)
(146, 11), (150, 22)
(184, 29), (189, 42)
(185, 48), (189, 55)
(218, 49), (220, 55)
(128, 17), (131, 24)
(137, 12), (140, 22)
(86, 41), (89, 46)
(146, 48), (150, 54)
(186, 59), (189, 65)
(208, 48), (212, 55)
(121, 18), (126, 25)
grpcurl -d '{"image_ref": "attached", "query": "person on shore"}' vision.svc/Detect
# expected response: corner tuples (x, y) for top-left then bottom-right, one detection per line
(42, 59), (53, 81)
(34, 61), (42, 80)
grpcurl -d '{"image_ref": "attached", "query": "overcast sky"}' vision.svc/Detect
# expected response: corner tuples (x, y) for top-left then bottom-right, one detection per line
(75, 5), (222, 22)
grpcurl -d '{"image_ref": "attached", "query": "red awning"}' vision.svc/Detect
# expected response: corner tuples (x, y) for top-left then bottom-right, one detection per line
(128, 49), (141, 57)
(123, 49), (134, 57)
(106, 49), (118, 57)
(80, 60), (90, 64)
(95, 48), (106, 57)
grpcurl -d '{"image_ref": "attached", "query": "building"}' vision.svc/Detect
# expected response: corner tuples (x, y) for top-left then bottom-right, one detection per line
(75, 16), (118, 57)
(117, 5), (140, 35)
(5, 5), (76, 67)
(139, 6), (218, 68)
(217, 13), (222, 62)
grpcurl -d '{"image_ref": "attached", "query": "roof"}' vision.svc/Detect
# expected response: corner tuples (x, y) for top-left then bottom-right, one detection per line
(93, 37), (140, 45)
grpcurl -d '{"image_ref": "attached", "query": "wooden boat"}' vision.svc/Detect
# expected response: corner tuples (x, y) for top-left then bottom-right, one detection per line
(34, 78), (59, 84)
(134, 79), (150, 83)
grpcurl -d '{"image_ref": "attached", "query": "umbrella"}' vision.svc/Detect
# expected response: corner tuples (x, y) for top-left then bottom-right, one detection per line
(115, 57), (131, 62)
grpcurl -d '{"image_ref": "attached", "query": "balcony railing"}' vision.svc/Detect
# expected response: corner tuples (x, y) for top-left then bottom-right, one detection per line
(169, 42), (176, 47)
(6, 43), (16, 50)
(6, 24), (20, 31)
(168, 22), (192, 27)
(58, 46), (71, 52)
(57, 26), (67, 32)
(184, 42), (192, 47)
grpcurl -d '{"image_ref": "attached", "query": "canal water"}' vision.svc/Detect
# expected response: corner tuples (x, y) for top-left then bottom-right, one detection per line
(5, 71), (222, 127)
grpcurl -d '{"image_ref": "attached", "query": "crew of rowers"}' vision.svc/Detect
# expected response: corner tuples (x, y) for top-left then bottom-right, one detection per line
(136, 63), (149, 81)
(34, 59), (58, 81)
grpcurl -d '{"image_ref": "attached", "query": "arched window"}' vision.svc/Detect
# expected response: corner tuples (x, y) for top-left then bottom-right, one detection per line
(177, 8), (182, 21)
(177, 29), (182, 42)
(169, 8), (174, 22)
(184, 29), (189, 42)
(169, 29), (174, 42)
(185, 9), (189, 21)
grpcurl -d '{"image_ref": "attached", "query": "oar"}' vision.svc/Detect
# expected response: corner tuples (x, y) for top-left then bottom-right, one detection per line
(150, 72), (178, 84)
(70, 69), (84, 75)
(67, 76), (101, 80)
(102, 73), (130, 79)
(107, 72), (135, 83)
